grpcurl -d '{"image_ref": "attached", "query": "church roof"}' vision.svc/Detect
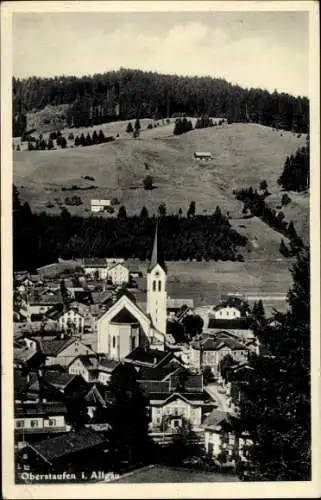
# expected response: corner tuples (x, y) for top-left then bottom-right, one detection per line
(110, 307), (139, 324)
(148, 222), (167, 273)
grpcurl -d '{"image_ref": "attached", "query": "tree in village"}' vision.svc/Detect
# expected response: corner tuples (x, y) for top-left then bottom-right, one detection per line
(182, 314), (204, 339)
(219, 354), (235, 383)
(239, 246), (310, 481)
(106, 363), (151, 472)
(252, 300), (266, 324)
(162, 418), (204, 466)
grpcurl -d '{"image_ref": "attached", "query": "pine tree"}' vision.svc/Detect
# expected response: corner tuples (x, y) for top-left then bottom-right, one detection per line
(140, 206), (148, 218)
(107, 363), (151, 471)
(98, 129), (105, 143)
(117, 205), (127, 218)
(187, 201), (196, 218)
(126, 122), (133, 133)
(239, 247), (310, 481)
(134, 118), (141, 132)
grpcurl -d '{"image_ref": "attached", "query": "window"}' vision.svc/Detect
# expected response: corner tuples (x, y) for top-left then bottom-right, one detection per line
(112, 336), (116, 348)
(16, 420), (24, 429)
(48, 418), (57, 427)
(131, 337), (136, 350)
(30, 420), (39, 428)
(153, 280), (156, 291)
(158, 281), (162, 291)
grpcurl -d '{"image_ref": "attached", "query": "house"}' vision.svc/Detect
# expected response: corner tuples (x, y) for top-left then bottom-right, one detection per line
(14, 369), (41, 403)
(30, 336), (95, 367)
(190, 334), (249, 375)
(68, 355), (120, 385)
(28, 291), (63, 316)
(167, 297), (194, 318)
(13, 338), (42, 371)
(202, 409), (252, 465)
(14, 402), (71, 443)
(207, 317), (257, 344)
(210, 296), (251, 320)
(124, 347), (175, 370)
(16, 428), (108, 473)
(107, 262), (129, 285)
(82, 258), (108, 280)
(140, 373), (205, 432)
(193, 152), (212, 161)
(90, 199), (111, 213)
(41, 370), (89, 398)
(57, 302), (94, 335)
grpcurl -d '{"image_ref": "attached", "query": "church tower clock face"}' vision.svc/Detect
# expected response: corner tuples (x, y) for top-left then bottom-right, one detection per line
(147, 223), (167, 335)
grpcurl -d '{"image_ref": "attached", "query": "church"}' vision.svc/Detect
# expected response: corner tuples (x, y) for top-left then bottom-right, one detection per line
(96, 223), (169, 360)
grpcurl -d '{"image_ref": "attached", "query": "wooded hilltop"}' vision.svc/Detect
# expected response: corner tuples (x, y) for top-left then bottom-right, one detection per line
(13, 68), (309, 136)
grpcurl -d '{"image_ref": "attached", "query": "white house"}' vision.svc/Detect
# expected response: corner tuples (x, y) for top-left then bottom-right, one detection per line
(190, 335), (249, 375)
(14, 402), (71, 441)
(107, 263), (129, 285)
(82, 258), (108, 280)
(193, 152), (212, 161)
(91, 199), (111, 213)
(68, 355), (120, 385)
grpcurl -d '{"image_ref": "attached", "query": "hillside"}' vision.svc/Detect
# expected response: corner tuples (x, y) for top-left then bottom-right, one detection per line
(14, 121), (308, 244)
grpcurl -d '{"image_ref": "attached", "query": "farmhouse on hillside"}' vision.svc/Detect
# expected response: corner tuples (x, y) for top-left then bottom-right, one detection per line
(90, 199), (111, 213)
(193, 152), (212, 161)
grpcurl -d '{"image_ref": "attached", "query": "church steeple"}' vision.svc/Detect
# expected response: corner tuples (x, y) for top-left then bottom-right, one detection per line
(147, 220), (167, 335)
(148, 220), (167, 273)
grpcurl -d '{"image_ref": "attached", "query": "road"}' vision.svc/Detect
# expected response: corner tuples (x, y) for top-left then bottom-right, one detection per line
(205, 383), (232, 413)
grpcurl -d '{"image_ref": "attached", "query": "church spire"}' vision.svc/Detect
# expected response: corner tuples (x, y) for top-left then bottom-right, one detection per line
(148, 220), (167, 273)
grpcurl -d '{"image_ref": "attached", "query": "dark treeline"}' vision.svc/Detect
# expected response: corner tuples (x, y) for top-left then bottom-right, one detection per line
(234, 186), (304, 256)
(173, 117), (194, 135)
(278, 144), (309, 192)
(13, 68), (309, 136)
(13, 187), (247, 272)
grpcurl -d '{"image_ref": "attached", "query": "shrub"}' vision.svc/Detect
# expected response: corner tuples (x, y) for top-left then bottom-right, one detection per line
(143, 175), (154, 190)
(111, 197), (120, 206)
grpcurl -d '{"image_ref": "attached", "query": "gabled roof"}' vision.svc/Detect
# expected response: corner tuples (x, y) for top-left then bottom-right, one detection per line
(108, 262), (128, 271)
(83, 258), (107, 268)
(27, 428), (106, 464)
(203, 408), (239, 429)
(125, 347), (171, 367)
(110, 307), (139, 324)
(15, 402), (68, 418)
(208, 318), (255, 330)
(42, 371), (77, 390)
(148, 222), (167, 273)
(36, 337), (76, 356)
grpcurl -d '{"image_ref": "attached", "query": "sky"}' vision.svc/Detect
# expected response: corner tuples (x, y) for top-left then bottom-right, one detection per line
(13, 11), (309, 97)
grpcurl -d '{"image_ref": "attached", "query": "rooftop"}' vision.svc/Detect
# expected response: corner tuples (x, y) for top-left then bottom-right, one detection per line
(15, 402), (68, 418)
(124, 347), (172, 367)
(83, 258), (107, 268)
(28, 428), (106, 463)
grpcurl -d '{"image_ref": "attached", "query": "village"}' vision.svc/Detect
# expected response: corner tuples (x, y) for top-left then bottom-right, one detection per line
(13, 223), (267, 480)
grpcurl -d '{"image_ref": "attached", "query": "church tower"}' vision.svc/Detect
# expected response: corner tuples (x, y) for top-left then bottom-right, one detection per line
(147, 222), (167, 335)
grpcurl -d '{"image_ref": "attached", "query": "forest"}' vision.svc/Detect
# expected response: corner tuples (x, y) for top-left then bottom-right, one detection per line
(13, 186), (247, 272)
(278, 144), (309, 192)
(13, 68), (309, 136)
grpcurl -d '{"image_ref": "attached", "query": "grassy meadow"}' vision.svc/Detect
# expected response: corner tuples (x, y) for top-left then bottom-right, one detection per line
(13, 120), (308, 314)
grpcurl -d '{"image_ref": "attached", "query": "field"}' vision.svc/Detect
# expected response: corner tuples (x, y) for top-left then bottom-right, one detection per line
(13, 120), (308, 314)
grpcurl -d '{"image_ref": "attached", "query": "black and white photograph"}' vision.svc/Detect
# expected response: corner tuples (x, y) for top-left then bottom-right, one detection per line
(1, 1), (320, 498)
